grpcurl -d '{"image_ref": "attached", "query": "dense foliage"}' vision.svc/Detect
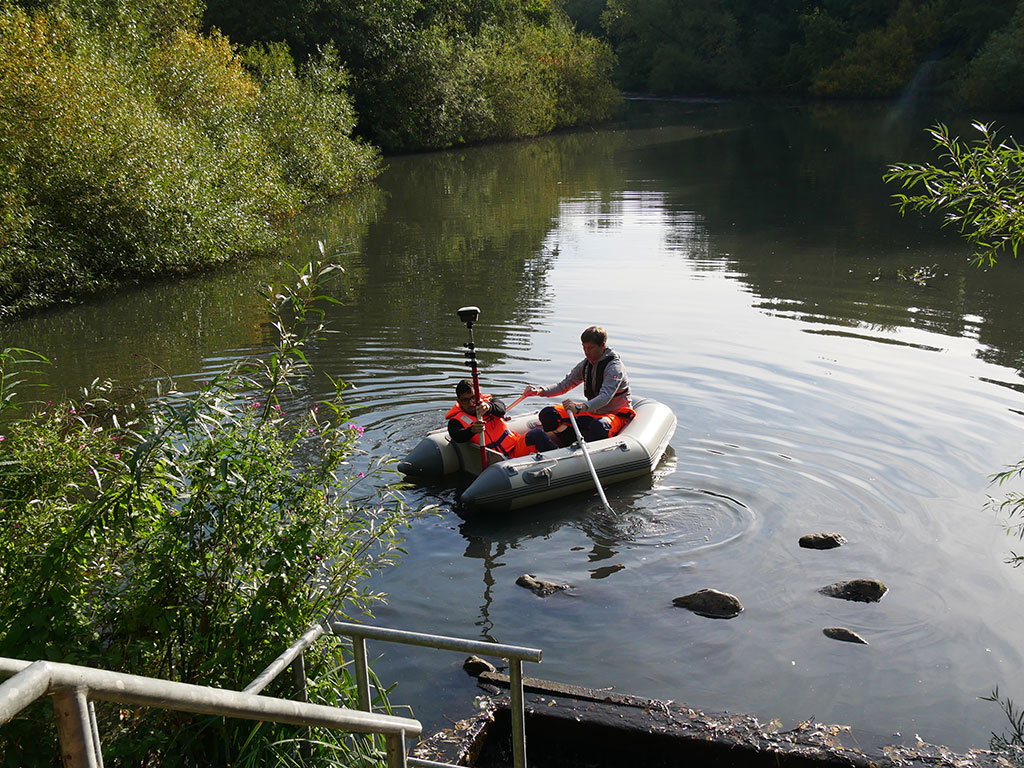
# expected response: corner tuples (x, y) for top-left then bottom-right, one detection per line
(0, 0), (379, 316)
(587, 0), (1021, 105)
(0, 260), (413, 766)
(204, 0), (619, 152)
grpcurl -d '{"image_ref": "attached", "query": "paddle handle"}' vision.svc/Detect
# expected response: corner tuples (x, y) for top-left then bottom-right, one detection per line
(504, 391), (531, 414)
(567, 410), (613, 514)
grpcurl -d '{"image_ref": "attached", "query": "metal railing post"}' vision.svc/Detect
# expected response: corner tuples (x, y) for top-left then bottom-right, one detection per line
(88, 701), (105, 768)
(508, 659), (527, 768)
(352, 636), (371, 712)
(330, 622), (541, 768)
(385, 729), (408, 768)
(291, 652), (311, 762)
(53, 688), (101, 768)
(291, 651), (308, 704)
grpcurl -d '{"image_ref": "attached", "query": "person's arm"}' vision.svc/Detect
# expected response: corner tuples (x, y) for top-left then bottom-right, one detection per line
(533, 360), (586, 398)
(448, 418), (475, 443)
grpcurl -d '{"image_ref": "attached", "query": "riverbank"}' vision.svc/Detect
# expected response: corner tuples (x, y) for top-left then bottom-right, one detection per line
(0, 0), (617, 318)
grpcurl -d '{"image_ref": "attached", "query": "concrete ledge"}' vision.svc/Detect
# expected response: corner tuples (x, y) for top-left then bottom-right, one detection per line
(412, 675), (1016, 768)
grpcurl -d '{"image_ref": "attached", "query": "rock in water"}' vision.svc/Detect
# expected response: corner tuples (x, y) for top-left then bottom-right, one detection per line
(799, 532), (847, 549)
(819, 578), (887, 602)
(672, 589), (743, 619)
(823, 627), (869, 644)
(516, 573), (569, 597)
(463, 656), (497, 676)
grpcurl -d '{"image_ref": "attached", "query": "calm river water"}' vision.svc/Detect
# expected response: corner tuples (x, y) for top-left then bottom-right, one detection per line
(8, 100), (1024, 751)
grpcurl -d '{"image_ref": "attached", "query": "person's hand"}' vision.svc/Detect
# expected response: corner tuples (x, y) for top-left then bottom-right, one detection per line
(562, 399), (585, 414)
(470, 420), (485, 435)
(524, 385), (543, 397)
(476, 401), (491, 417)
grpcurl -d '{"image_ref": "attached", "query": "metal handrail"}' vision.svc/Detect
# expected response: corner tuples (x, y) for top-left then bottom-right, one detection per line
(0, 656), (421, 768)
(330, 621), (542, 768)
(243, 623), (325, 696)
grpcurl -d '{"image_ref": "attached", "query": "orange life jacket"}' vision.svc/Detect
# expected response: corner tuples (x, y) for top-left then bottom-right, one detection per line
(549, 403), (636, 438)
(445, 394), (524, 459)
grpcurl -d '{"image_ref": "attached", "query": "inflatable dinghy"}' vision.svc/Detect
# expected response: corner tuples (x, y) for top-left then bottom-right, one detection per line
(398, 397), (676, 512)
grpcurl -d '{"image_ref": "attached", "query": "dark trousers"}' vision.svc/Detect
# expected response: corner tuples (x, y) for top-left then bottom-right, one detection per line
(524, 406), (611, 451)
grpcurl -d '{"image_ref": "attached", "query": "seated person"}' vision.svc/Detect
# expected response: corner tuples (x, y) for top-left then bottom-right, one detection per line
(522, 325), (636, 451)
(446, 380), (535, 459)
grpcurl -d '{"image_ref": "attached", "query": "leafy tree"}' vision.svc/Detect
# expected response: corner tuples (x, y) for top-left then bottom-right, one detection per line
(955, 0), (1024, 109)
(810, 0), (942, 97)
(0, 1), (378, 315)
(204, 0), (617, 152)
(885, 122), (1024, 267)
(603, 0), (745, 93)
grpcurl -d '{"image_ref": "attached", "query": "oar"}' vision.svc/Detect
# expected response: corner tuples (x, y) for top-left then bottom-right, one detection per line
(503, 391), (531, 414)
(566, 410), (614, 514)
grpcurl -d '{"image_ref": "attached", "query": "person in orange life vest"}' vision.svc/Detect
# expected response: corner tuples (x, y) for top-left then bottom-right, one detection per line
(446, 379), (531, 459)
(521, 326), (635, 451)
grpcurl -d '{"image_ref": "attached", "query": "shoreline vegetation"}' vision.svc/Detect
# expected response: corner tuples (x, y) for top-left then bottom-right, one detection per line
(0, 0), (618, 317)
(0, 258), (419, 765)
(2, 0), (1021, 317)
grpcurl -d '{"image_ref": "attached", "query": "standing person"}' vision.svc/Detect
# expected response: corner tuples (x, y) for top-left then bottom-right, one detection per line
(446, 379), (531, 459)
(522, 326), (635, 450)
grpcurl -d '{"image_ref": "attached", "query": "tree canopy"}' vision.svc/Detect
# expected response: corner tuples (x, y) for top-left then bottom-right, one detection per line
(574, 0), (1022, 106)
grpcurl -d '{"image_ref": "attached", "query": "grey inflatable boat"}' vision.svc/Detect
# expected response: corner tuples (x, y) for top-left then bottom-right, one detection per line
(398, 397), (676, 512)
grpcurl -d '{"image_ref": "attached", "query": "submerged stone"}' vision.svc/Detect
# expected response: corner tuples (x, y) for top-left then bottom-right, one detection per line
(672, 589), (743, 619)
(820, 578), (887, 602)
(463, 656), (497, 676)
(516, 573), (569, 597)
(823, 627), (869, 644)
(799, 532), (847, 549)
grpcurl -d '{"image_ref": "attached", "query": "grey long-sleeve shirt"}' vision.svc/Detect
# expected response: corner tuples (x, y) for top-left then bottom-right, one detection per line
(539, 348), (631, 415)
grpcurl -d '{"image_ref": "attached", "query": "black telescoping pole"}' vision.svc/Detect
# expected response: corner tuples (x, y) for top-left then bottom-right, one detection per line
(457, 306), (487, 470)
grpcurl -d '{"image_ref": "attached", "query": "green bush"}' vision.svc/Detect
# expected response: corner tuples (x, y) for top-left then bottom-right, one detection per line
(811, 0), (943, 98)
(0, 260), (413, 766)
(955, 2), (1024, 109)
(369, 10), (618, 151)
(0, 3), (379, 316)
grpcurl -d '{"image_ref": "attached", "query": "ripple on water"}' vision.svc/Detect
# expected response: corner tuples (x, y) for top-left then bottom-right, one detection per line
(581, 484), (757, 556)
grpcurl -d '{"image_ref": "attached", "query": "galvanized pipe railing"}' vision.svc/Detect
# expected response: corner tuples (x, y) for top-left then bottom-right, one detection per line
(243, 623), (325, 696)
(0, 656), (421, 768)
(330, 621), (543, 768)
